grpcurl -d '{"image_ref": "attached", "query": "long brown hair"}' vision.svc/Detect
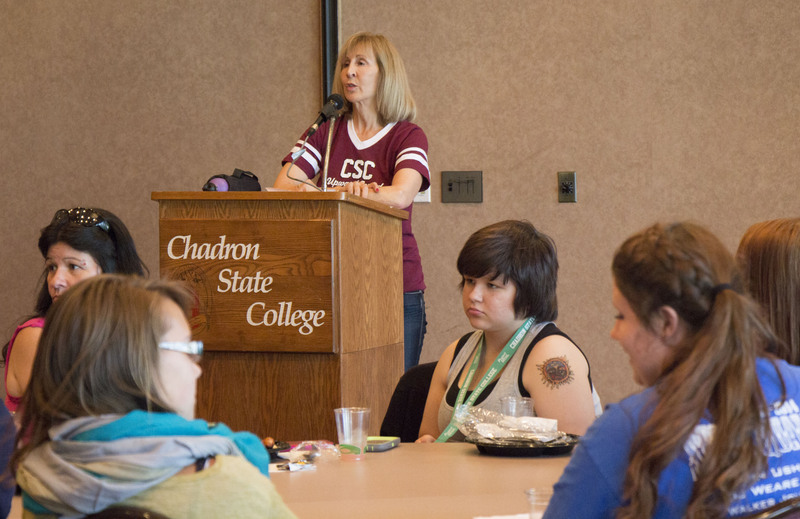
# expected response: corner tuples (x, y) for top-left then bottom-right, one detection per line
(612, 222), (779, 518)
(11, 275), (194, 469)
(738, 217), (800, 364)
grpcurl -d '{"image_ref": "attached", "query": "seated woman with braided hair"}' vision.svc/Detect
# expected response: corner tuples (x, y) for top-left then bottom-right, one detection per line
(12, 275), (296, 518)
(544, 222), (800, 518)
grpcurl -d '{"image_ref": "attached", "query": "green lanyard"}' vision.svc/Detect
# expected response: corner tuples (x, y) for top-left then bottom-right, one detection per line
(436, 317), (534, 442)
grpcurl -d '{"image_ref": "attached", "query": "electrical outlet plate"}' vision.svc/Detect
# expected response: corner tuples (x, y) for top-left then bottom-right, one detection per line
(441, 171), (483, 203)
(558, 171), (577, 203)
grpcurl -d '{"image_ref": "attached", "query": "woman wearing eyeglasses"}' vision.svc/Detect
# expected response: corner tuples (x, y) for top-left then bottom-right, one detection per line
(4, 207), (147, 415)
(12, 275), (296, 518)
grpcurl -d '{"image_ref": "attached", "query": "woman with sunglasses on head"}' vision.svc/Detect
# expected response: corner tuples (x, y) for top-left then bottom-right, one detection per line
(4, 207), (147, 415)
(544, 222), (800, 518)
(13, 275), (296, 518)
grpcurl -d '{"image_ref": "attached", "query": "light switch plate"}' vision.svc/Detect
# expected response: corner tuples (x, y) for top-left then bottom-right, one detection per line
(442, 171), (483, 203)
(558, 171), (577, 203)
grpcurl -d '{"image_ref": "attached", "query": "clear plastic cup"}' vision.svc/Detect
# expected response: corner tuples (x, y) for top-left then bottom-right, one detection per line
(334, 407), (370, 460)
(525, 487), (553, 518)
(501, 396), (534, 417)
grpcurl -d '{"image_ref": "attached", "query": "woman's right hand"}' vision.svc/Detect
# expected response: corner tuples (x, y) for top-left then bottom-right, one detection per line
(335, 180), (381, 199)
(415, 434), (436, 443)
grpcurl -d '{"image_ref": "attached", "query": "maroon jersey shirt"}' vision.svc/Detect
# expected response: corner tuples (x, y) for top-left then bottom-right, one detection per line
(283, 118), (430, 291)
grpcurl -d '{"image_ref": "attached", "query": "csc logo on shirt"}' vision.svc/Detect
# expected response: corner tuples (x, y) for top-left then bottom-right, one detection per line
(339, 159), (375, 181)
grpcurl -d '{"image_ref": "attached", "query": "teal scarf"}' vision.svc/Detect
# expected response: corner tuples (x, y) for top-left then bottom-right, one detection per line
(18, 411), (271, 517)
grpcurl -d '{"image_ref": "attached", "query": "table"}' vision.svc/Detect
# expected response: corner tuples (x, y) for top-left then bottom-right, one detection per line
(270, 442), (570, 519)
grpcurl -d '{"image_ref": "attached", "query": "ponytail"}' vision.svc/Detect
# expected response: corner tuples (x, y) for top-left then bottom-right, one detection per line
(614, 223), (780, 518)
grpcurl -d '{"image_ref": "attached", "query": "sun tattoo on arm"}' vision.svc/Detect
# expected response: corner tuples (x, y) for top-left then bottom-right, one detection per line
(537, 356), (574, 389)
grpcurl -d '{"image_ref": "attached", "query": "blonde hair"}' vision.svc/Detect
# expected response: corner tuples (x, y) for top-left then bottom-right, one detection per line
(12, 275), (195, 468)
(331, 32), (417, 125)
(738, 218), (800, 364)
(612, 222), (780, 518)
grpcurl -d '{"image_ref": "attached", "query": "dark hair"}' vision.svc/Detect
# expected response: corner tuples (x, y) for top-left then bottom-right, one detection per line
(33, 207), (148, 315)
(612, 222), (780, 519)
(3, 208), (149, 364)
(12, 275), (194, 469)
(457, 220), (558, 321)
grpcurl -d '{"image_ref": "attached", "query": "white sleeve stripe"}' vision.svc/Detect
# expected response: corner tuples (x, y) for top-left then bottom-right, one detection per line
(401, 147), (428, 160)
(291, 140), (323, 163)
(300, 152), (321, 173)
(289, 141), (322, 173)
(396, 153), (429, 171)
(302, 142), (323, 163)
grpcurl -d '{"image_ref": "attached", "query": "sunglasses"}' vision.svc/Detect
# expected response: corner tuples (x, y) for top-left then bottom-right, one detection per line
(52, 208), (110, 233)
(158, 340), (204, 362)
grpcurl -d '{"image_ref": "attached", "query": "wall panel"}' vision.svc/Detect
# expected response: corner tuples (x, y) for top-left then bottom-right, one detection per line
(2, 0), (799, 413)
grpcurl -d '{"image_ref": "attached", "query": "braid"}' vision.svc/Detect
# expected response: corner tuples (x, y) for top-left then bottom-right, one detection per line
(614, 223), (775, 519)
(621, 224), (719, 333)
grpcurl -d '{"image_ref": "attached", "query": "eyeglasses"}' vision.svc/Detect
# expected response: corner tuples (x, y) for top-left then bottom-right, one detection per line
(158, 341), (204, 362)
(52, 208), (110, 233)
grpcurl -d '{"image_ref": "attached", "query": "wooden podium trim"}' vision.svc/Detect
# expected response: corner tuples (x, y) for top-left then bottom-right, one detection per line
(151, 191), (409, 220)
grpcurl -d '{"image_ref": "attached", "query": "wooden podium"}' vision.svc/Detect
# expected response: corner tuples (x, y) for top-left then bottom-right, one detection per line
(152, 191), (407, 441)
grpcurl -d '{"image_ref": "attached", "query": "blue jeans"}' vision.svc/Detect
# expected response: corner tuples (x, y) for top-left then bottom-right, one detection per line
(403, 290), (427, 372)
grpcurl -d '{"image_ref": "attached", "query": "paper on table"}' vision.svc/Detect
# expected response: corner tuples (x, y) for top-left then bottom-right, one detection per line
(269, 462), (316, 473)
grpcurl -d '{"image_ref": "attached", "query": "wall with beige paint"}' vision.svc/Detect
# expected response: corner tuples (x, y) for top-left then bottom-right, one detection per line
(2, 1), (799, 409)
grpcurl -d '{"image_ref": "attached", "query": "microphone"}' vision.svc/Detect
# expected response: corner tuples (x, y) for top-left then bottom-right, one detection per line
(307, 94), (344, 136)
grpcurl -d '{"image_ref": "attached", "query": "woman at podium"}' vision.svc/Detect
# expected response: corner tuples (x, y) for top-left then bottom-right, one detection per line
(274, 32), (431, 372)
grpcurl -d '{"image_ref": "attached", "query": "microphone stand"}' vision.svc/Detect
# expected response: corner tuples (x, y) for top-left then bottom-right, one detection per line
(321, 115), (337, 192)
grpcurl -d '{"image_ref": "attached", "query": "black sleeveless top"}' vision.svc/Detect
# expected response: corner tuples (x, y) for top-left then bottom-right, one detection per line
(444, 323), (595, 406)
